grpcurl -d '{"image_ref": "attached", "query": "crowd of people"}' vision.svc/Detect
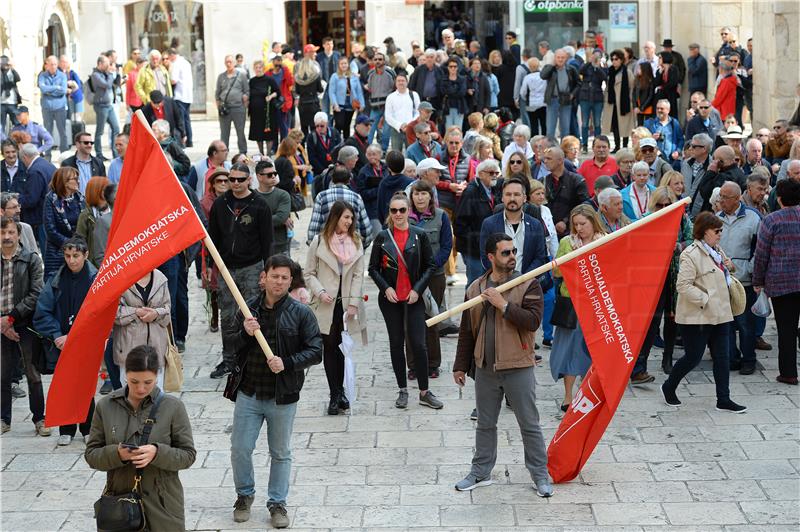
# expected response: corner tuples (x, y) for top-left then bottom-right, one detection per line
(1, 23), (800, 530)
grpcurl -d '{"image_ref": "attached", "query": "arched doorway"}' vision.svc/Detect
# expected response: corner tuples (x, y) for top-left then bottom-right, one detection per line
(44, 13), (66, 60)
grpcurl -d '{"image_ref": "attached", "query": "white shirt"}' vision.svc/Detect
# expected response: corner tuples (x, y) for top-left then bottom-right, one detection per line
(384, 89), (419, 133)
(501, 142), (534, 174)
(170, 55), (193, 104)
(503, 211), (526, 273)
(4, 160), (18, 180)
(540, 205), (558, 259)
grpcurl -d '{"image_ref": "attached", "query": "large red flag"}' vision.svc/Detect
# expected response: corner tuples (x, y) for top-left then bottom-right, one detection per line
(547, 204), (686, 482)
(45, 114), (206, 426)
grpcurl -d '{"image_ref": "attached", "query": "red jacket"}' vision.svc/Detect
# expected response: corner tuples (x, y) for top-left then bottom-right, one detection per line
(268, 66), (294, 112)
(712, 74), (737, 120)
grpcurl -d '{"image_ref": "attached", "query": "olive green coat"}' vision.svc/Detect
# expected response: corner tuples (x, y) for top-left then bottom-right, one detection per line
(85, 387), (196, 531)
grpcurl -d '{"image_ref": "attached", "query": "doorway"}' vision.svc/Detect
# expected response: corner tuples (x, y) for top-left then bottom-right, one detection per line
(285, 1), (365, 56)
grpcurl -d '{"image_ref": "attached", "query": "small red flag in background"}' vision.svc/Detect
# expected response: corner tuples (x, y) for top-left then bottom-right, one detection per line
(45, 115), (206, 426)
(547, 205), (685, 483)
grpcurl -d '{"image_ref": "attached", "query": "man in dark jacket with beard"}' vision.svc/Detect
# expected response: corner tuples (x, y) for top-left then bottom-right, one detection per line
(228, 253), (322, 529)
(208, 162), (273, 379)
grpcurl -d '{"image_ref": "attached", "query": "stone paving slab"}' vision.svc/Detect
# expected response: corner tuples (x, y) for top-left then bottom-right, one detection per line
(2, 120), (799, 530)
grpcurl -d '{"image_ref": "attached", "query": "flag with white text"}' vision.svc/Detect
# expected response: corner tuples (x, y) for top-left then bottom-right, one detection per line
(45, 115), (206, 426)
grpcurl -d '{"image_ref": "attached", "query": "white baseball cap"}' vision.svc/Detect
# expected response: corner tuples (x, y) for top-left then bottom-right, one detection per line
(416, 158), (448, 172)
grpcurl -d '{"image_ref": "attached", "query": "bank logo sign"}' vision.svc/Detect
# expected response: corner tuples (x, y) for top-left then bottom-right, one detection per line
(524, 0), (584, 13)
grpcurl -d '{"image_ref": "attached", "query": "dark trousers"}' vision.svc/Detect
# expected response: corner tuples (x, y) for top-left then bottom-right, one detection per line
(527, 108), (547, 137)
(772, 291), (800, 379)
(730, 285), (758, 367)
(406, 272), (444, 371)
(0, 103), (19, 132)
(298, 103), (320, 138)
(666, 323), (731, 401)
(175, 258), (190, 342)
(379, 296), (429, 391)
(333, 109), (354, 138)
(1, 332), (45, 424)
(176, 100), (193, 145)
(322, 298), (345, 396)
(158, 255), (180, 332)
(633, 282), (676, 374)
(59, 397), (95, 437)
(103, 336), (121, 389)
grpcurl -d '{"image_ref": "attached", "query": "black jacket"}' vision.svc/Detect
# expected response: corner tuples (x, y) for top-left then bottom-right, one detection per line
(698, 164), (747, 213)
(208, 190), (273, 269)
(540, 64), (579, 104)
(273, 156), (296, 195)
(1, 245), (43, 325)
(368, 225), (435, 297)
(467, 72), (490, 112)
(1, 159), (27, 194)
(295, 78), (324, 107)
(577, 63), (607, 103)
(454, 179), (502, 258)
(341, 133), (369, 175)
(408, 64), (443, 108)
(545, 170), (590, 233)
(439, 75), (468, 114)
(306, 126), (342, 175)
(230, 293), (322, 405)
(61, 154), (106, 178)
(142, 97), (185, 141)
(159, 137), (191, 177)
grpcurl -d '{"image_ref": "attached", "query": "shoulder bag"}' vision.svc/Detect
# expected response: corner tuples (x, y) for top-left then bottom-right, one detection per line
(385, 229), (437, 317)
(728, 275), (746, 317)
(93, 391), (165, 532)
(163, 323), (183, 392)
(218, 72), (239, 116)
(550, 280), (578, 329)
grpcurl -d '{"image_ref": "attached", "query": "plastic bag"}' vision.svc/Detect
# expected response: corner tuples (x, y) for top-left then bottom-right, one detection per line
(340, 324), (356, 408)
(751, 290), (772, 318)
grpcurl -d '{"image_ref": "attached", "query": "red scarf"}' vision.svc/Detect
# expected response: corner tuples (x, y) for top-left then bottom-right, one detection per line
(448, 151), (460, 180)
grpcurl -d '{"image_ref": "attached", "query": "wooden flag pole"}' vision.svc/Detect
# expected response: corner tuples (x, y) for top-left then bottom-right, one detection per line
(133, 111), (274, 359)
(425, 197), (691, 328)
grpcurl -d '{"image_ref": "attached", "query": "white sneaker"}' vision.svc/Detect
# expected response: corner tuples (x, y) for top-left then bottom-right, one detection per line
(57, 434), (72, 446)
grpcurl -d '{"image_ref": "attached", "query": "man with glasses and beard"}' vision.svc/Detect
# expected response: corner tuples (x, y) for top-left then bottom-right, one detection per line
(208, 162), (273, 379)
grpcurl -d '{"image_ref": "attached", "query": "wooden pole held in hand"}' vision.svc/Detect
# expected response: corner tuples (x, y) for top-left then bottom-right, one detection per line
(425, 197), (691, 328)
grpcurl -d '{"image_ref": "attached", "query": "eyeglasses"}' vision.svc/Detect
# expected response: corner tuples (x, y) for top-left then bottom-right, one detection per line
(691, 144), (705, 149)
(214, 178), (229, 184)
(448, 65), (458, 69)
(258, 171), (277, 177)
(509, 159), (524, 165)
(80, 140), (94, 145)
(389, 207), (407, 214)
(499, 248), (518, 257)
(482, 170), (501, 176)
(655, 202), (671, 208)
(229, 177), (249, 183)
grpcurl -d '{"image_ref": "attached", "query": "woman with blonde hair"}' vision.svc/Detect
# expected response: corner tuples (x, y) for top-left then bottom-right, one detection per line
(659, 170), (686, 200)
(469, 136), (495, 176)
(305, 201), (366, 415)
(504, 151), (532, 181)
(630, 126), (653, 160)
(481, 112), (504, 160)
(550, 205), (606, 410)
(287, 128), (313, 196)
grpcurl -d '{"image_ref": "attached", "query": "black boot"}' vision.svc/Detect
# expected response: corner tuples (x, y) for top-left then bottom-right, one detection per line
(662, 352), (673, 375)
(210, 291), (219, 333)
(338, 391), (350, 411)
(328, 394), (340, 415)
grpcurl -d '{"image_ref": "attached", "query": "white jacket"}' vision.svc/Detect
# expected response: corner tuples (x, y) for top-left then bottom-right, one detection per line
(519, 72), (547, 111)
(384, 89), (420, 133)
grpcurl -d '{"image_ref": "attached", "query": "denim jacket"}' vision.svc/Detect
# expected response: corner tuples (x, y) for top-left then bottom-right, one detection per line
(328, 73), (365, 110)
(37, 70), (68, 111)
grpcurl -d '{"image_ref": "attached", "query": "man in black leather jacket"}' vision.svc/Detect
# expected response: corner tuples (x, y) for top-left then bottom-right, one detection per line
(226, 254), (322, 528)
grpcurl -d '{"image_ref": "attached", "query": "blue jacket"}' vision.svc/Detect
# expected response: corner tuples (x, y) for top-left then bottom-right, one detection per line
(19, 156), (55, 226)
(316, 51), (341, 83)
(33, 262), (98, 339)
(353, 162), (389, 220)
(687, 54), (708, 94)
(328, 72), (365, 110)
(37, 69), (68, 111)
(67, 70), (84, 103)
(377, 173), (414, 222)
(621, 183), (656, 221)
(644, 116), (685, 161)
(43, 191), (85, 279)
(405, 140), (442, 164)
(10, 122), (53, 153)
(479, 212), (548, 275)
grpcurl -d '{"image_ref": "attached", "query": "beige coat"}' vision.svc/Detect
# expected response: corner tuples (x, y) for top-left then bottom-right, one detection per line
(602, 65), (635, 136)
(304, 235), (368, 343)
(675, 241), (734, 325)
(112, 269), (172, 367)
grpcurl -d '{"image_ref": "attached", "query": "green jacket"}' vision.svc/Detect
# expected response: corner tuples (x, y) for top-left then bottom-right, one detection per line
(85, 387), (196, 531)
(258, 187), (291, 253)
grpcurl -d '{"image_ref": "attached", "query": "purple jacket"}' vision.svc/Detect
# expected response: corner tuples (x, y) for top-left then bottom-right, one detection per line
(752, 206), (800, 297)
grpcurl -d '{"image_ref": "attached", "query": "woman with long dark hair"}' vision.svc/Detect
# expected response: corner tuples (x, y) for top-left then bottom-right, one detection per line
(304, 201), (366, 415)
(602, 49), (635, 152)
(368, 192), (441, 410)
(632, 60), (656, 126)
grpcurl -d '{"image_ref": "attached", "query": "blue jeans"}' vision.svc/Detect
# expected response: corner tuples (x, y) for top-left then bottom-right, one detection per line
(464, 254), (486, 287)
(730, 285), (757, 367)
(666, 323), (731, 401)
(542, 286), (555, 342)
(569, 102), (580, 138)
(93, 104), (120, 158)
(546, 97), (572, 138)
(231, 392), (297, 504)
(175, 258), (190, 343)
(445, 108), (464, 131)
(368, 107), (391, 150)
(176, 100), (193, 145)
(158, 255), (180, 330)
(579, 100), (603, 147)
(103, 336), (121, 389)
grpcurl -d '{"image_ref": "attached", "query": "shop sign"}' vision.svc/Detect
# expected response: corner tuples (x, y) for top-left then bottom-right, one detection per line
(523, 0), (584, 13)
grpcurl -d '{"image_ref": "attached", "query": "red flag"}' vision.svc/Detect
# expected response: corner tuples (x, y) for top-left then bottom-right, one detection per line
(45, 115), (206, 426)
(547, 204), (686, 482)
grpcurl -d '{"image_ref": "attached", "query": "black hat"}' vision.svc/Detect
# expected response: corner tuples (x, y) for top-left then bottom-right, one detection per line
(661, 39), (675, 48)
(14, 105), (29, 115)
(149, 90), (164, 104)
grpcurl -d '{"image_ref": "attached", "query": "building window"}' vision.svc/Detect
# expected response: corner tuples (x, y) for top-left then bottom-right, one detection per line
(285, 1), (366, 56)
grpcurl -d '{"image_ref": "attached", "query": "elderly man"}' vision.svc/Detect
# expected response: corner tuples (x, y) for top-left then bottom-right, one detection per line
(17, 144), (55, 249)
(540, 49), (579, 138)
(597, 187), (630, 233)
(90, 54), (121, 160)
(454, 159), (503, 285)
(306, 112), (342, 177)
(135, 49), (172, 105)
(37, 56), (68, 156)
(406, 122), (442, 164)
(408, 50), (442, 112)
(638, 137), (672, 186)
(716, 181), (762, 375)
(644, 100), (684, 168)
(353, 145), (388, 233)
(699, 146), (747, 212)
(541, 147), (589, 238)
(404, 157), (443, 203)
(742, 172), (770, 216)
(685, 99), (723, 141)
(1, 193), (37, 253)
(216, 55), (250, 155)
(341, 115), (372, 175)
(107, 132), (127, 184)
(765, 119), (792, 163)
(681, 133), (713, 218)
(315, 144), (360, 196)
(637, 41), (659, 76)
(142, 89), (185, 144)
(538, 41), (554, 66)
(189, 140), (231, 199)
(9, 106), (53, 155)
(405, 101), (439, 145)
(152, 119), (190, 178)
(687, 44), (708, 95)
(577, 135), (618, 194)
(742, 138), (772, 179)
(442, 28), (456, 53)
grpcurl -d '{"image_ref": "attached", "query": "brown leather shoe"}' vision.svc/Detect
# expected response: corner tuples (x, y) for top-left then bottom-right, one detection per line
(754, 337), (772, 351)
(776, 375), (798, 385)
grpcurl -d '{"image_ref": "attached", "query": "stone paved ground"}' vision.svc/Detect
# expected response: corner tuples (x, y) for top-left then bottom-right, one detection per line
(2, 120), (799, 531)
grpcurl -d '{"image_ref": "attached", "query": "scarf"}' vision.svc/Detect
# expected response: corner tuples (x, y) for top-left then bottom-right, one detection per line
(607, 65), (631, 115)
(57, 263), (92, 334)
(408, 208), (433, 224)
(569, 232), (602, 250)
(329, 233), (357, 266)
(701, 241), (731, 286)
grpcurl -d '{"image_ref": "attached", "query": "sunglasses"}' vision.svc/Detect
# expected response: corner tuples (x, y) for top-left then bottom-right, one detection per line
(509, 159), (524, 165)
(80, 140), (94, 145)
(655, 202), (671, 208)
(482, 170), (501, 176)
(258, 171), (278, 177)
(229, 177), (249, 183)
(691, 144), (706, 149)
(214, 178), (229, 184)
(698, 106), (710, 109)
(389, 207), (407, 214)
(499, 248), (518, 257)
